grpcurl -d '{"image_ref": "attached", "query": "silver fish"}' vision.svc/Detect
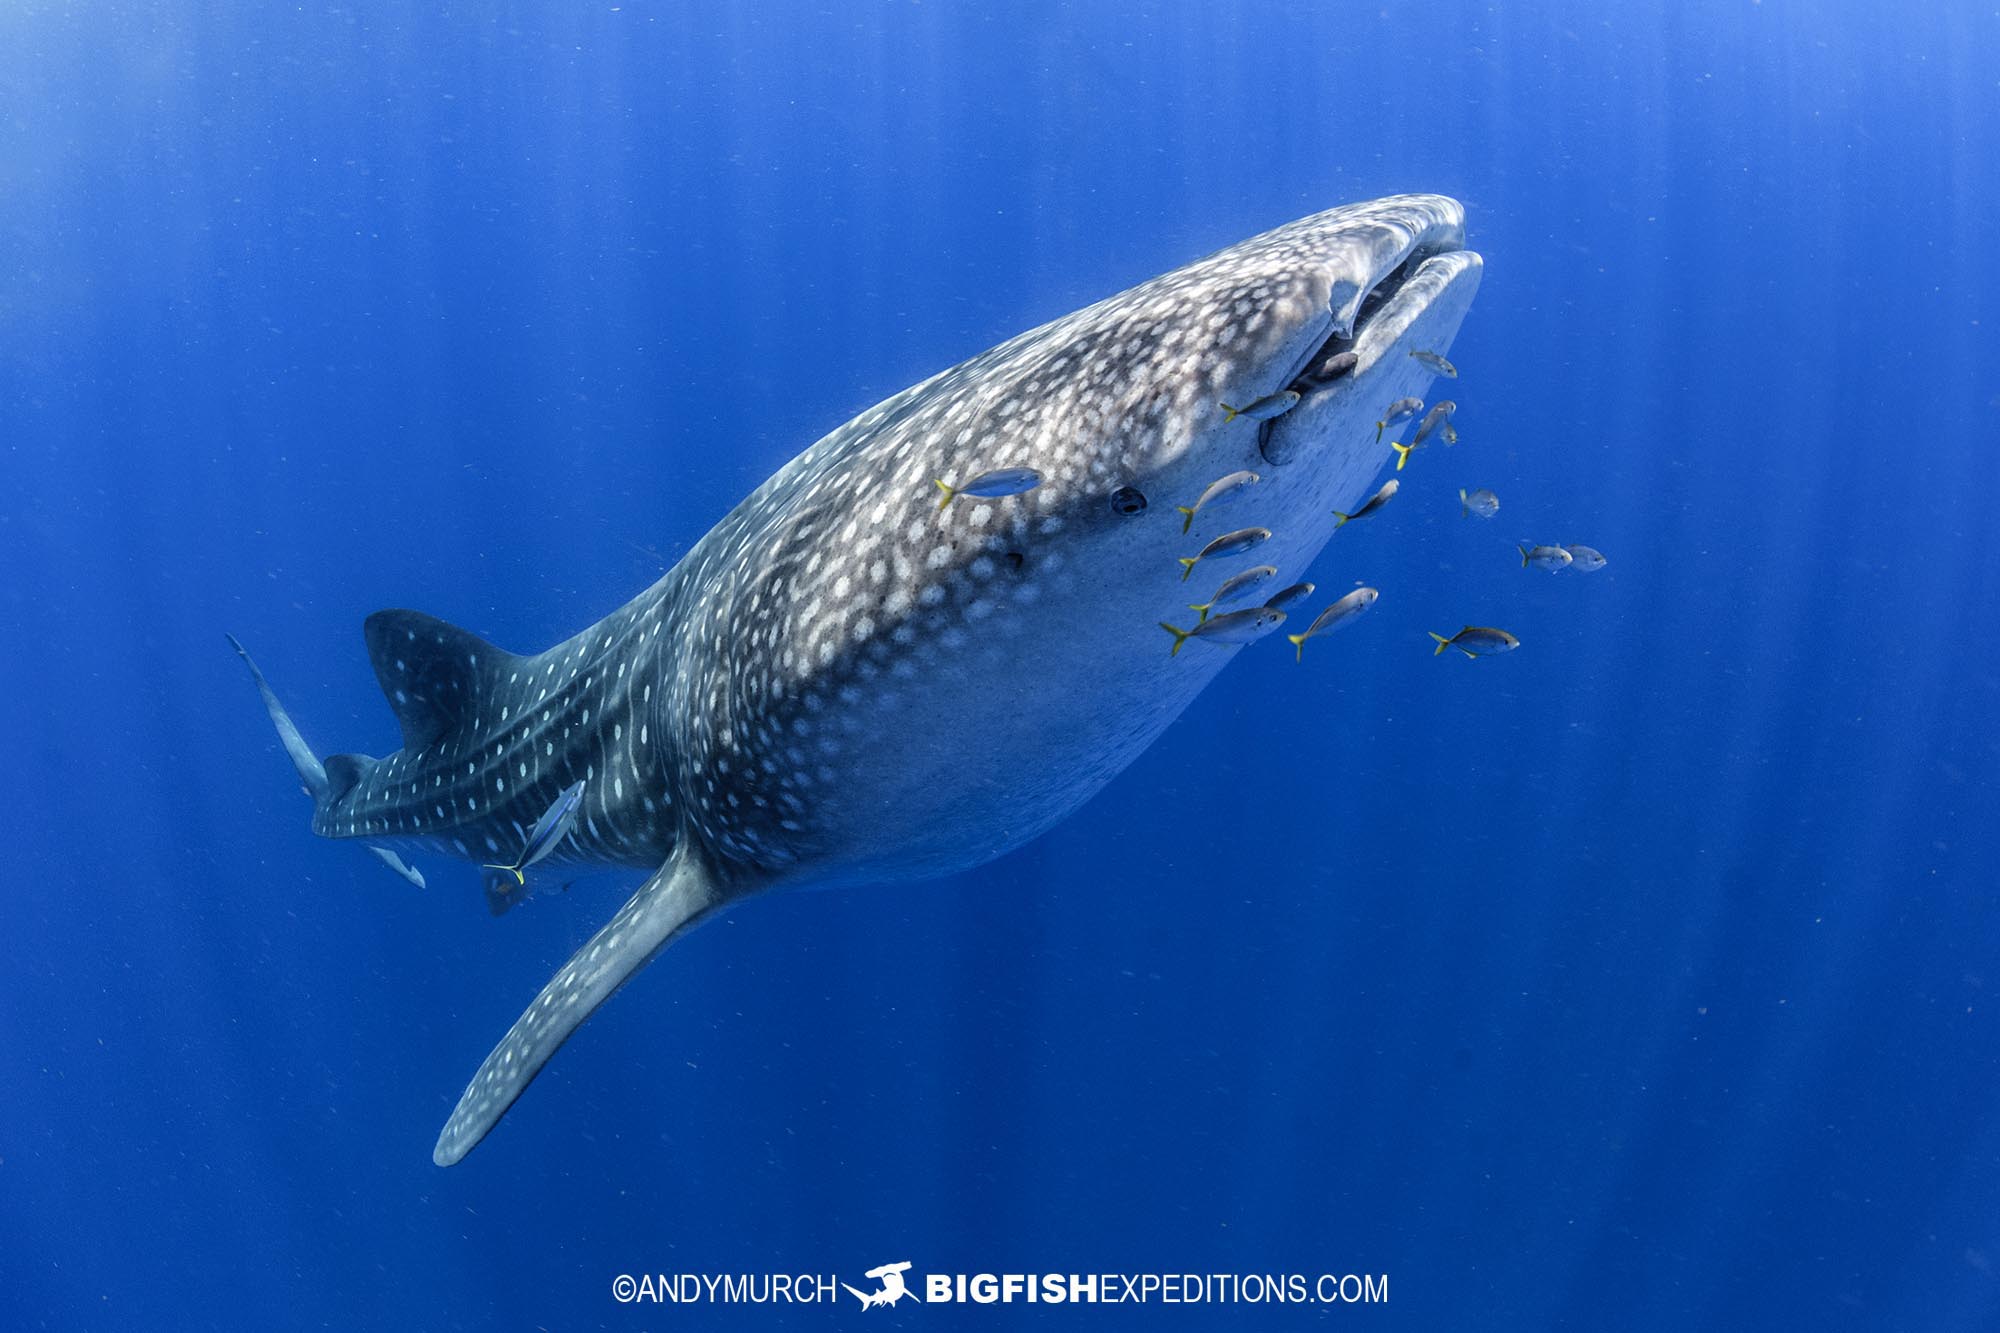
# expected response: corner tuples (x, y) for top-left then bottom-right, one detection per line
(1219, 390), (1301, 424)
(1297, 350), (1359, 386)
(1562, 543), (1608, 572)
(1410, 348), (1458, 377)
(1189, 564), (1279, 623)
(1412, 401), (1456, 446)
(1286, 587), (1379, 661)
(483, 780), (586, 886)
(934, 466), (1043, 509)
(1459, 487), (1499, 519)
(1177, 526), (1272, 581)
(1262, 581), (1316, 612)
(1333, 478), (1398, 529)
(1518, 543), (1573, 572)
(1374, 396), (1423, 444)
(1430, 626), (1519, 658)
(1159, 605), (1288, 657)
(1174, 469), (1260, 534)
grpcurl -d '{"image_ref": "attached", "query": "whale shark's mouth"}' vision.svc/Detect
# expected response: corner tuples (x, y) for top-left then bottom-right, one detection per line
(1288, 219), (1469, 387)
(1256, 209), (1482, 467)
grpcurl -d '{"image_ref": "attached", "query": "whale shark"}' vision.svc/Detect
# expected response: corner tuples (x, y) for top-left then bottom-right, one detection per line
(233, 193), (1482, 1166)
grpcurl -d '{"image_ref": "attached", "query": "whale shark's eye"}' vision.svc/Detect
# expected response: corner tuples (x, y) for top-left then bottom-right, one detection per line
(1110, 486), (1147, 516)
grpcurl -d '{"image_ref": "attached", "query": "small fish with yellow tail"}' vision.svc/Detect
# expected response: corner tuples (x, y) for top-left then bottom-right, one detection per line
(1374, 397), (1422, 444)
(1188, 564), (1279, 624)
(1410, 348), (1458, 377)
(482, 780), (586, 887)
(1262, 581), (1316, 612)
(1159, 605), (1288, 657)
(933, 467), (1043, 509)
(1460, 487), (1500, 519)
(1297, 349), (1359, 387)
(1518, 543), (1573, 572)
(1174, 469), (1259, 534)
(1390, 402), (1455, 470)
(1333, 478), (1398, 529)
(1218, 390), (1300, 424)
(1429, 627), (1519, 658)
(1177, 526), (1271, 581)
(1286, 588), (1379, 661)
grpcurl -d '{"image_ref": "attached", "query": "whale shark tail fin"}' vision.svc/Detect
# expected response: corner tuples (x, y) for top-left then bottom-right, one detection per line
(432, 842), (729, 1166)
(361, 609), (526, 752)
(226, 633), (329, 799)
(228, 633), (430, 888)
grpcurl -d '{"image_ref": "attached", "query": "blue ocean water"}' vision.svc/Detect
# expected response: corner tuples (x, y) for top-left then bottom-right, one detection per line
(4, 2), (1997, 1328)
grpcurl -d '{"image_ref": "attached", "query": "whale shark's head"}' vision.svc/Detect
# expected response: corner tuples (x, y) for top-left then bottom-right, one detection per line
(1027, 192), (1479, 531)
(674, 194), (1482, 884)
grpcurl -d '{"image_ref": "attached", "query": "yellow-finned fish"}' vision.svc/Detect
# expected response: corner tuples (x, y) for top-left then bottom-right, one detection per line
(1410, 348), (1458, 377)
(1218, 390), (1300, 424)
(1298, 350), (1359, 386)
(1412, 401), (1456, 446)
(1374, 397), (1423, 444)
(1429, 626), (1519, 658)
(481, 780), (586, 887)
(1174, 469), (1260, 533)
(933, 467), (1043, 510)
(1188, 564), (1279, 624)
(1176, 526), (1271, 581)
(1518, 543), (1573, 572)
(1333, 479), (1398, 529)
(1390, 403), (1456, 471)
(1262, 581), (1316, 612)
(1286, 587), (1379, 661)
(1459, 487), (1500, 519)
(1159, 605), (1288, 657)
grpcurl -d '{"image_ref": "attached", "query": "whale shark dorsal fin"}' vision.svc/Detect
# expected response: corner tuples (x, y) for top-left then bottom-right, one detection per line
(322, 752), (377, 803)
(432, 842), (728, 1166)
(362, 609), (523, 751)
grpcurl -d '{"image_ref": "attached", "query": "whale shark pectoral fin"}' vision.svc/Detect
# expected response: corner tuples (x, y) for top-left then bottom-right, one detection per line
(432, 844), (728, 1167)
(362, 609), (525, 752)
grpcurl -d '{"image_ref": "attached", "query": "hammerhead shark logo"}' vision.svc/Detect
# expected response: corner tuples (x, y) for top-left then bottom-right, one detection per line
(843, 1260), (918, 1310)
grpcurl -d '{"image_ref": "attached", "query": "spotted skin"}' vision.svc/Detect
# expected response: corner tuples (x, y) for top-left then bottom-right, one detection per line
(237, 193), (1483, 1166)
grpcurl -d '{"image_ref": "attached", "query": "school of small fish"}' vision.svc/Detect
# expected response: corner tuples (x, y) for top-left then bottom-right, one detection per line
(928, 341), (1606, 672)
(1156, 346), (1609, 663)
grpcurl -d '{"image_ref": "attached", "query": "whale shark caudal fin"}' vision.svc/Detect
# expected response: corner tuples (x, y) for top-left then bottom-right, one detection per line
(225, 633), (328, 798)
(361, 608), (526, 751)
(228, 632), (428, 890)
(432, 842), (728, 1166)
